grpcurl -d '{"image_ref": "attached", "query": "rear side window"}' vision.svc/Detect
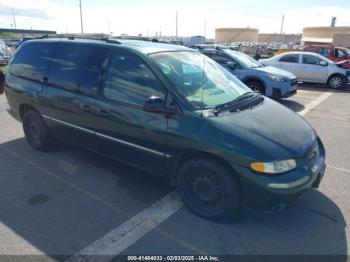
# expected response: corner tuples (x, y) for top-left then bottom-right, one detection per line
(103, 52), (164, 106)
(279, 54), (299, 63)
(11, 43), (56, 82)
(49, 43), (110, 96)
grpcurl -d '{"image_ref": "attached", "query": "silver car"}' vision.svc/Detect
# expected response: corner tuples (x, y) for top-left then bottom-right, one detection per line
(260, 52), (350, 89)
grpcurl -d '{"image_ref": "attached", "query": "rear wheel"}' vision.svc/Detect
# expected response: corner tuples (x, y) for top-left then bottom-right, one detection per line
(328, 74), (346, 89)
(176, 158), (241, 219)
(245, 80), (265, 94)
(23, 110), (52, 150)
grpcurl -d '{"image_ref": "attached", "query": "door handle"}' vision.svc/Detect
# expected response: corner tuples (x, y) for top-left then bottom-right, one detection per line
(80, 103), (93, 113)
(98, 109), (110, 117)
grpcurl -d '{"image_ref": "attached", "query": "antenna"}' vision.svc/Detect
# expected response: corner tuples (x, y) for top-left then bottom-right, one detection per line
(79, 0), (84, 34)
(11, 7), (17, 29)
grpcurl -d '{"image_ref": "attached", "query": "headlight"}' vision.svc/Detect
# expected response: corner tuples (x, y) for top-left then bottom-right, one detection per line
(268, 75), (285, 82)
(250, 159), (297, 174)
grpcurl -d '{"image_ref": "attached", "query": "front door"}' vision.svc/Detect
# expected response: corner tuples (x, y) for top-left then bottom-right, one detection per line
(299, 54), (328, 82)
(94, 51), (168, 175)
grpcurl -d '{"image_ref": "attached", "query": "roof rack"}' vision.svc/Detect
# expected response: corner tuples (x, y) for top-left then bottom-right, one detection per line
(36, 34), (122, 44)
(112, 36), (171, 44)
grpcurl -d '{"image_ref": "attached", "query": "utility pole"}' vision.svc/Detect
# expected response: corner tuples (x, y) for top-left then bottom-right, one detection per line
(175, 11), (178, 39)
(79, 0), (84, 34)
(11, 7), (17, 29)
(280, 15), (284, 34)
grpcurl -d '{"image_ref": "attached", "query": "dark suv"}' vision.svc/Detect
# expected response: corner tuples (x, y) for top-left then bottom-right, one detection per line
(5, 38), (326, 219)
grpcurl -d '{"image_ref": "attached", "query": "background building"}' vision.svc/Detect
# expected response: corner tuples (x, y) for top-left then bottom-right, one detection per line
(302, 26), (350, 47)
(258, 34), (301, 44)
(215, 28), (258, 44)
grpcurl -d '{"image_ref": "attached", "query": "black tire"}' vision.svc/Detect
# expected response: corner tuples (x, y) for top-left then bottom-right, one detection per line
(0, 70), (4, 95)
(327, 74), (346, 89)
(245, 80), (265, 94)
(22, 110), (52, 150)
(176, 158), (241, 219)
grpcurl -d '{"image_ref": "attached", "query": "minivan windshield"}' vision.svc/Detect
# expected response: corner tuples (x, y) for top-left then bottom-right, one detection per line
(223, 49), (263, 68)
(150, 51), (251, 109)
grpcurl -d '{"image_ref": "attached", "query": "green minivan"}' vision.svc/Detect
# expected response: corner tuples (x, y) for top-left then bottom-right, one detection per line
(4, 38), (326, 219)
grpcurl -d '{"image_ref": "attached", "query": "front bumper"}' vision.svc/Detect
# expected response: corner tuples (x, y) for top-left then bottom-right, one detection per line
(0, 56), (10, 65)
(237, 162), (326, 210)
(268, 79), (298, 99)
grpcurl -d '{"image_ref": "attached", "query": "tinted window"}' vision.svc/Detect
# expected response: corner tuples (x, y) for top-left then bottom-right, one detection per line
(279, 54), (299, 63)
(334, 49), (346, 58)
(49, 44), (110, 96)
(103, 52), (164, 106)
(11, 43), (56, 82)
(320, 48), (330, 57)
(205, 52), (231, 65)
(302, 55), (321, 65)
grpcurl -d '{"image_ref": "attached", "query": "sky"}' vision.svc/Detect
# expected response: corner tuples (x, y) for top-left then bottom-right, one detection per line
(0, 0), (350, 38)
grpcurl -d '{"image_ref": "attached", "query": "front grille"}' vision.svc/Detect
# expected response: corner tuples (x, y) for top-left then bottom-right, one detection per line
(304, 140), (321, 172)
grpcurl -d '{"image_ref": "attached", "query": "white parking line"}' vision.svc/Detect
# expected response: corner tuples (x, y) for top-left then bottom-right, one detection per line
(328, 165), (350, 174)
(298, 92), (333, 116)
(67, 91), (334, 261)
(66, 192), (183, 262)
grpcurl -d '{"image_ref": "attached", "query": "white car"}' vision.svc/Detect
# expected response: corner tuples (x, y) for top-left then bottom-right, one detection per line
(0, 40), (13, 65)
(260, 52), (350, 89)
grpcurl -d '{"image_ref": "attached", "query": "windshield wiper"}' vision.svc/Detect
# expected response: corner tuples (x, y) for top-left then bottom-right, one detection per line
(213, 92), (257, 115)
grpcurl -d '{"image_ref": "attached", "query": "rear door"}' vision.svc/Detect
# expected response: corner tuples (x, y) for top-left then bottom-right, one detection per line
(299, 54), (328, 82)
(95, 51), (168, 175)
(45, 42), (110, 150)
(275, 54), (301, 77)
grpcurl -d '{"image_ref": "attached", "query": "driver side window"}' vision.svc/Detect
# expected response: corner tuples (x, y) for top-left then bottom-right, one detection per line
(302, 55), (321, 65)
(103, 52), (165, 106)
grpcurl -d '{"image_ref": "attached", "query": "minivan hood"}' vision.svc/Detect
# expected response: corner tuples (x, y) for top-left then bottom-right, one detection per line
(255, 66), (296, 79)
(209, 97), (315, 161)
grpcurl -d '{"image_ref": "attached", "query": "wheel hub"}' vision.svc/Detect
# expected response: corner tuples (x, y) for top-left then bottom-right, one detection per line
(192, 174), (220, 203)
(29, 123), (40, 139)
(330, 77), (342, 88)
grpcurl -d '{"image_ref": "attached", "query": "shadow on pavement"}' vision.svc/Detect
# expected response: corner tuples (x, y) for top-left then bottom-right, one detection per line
(278, 99), (305, 113)
(230, 189), (348, 256)
(0, 137), (172, 257)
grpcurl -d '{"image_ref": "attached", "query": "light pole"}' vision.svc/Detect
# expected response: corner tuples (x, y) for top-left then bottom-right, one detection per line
(79, 0), (84, 34)
(176, 11), (178, 39)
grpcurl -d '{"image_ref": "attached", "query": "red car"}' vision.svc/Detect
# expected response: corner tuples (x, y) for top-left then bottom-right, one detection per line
(303, 45), (350, 69)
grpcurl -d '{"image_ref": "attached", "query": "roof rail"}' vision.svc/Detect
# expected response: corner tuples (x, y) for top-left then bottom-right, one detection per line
(112, 36), (171, 44)
(40, 34), (122, 44)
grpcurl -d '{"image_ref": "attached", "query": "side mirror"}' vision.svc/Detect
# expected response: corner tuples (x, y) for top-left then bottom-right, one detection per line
(226, 62), (238, 70)
(319, 61), (328, 66)
(143, 96), (177, 115)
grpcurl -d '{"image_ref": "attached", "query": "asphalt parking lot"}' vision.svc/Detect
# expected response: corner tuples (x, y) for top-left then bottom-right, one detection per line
(0, 84), (349, 260)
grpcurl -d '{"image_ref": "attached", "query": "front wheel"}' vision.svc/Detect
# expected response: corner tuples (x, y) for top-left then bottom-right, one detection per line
(246, 80), (265, 94)
(23, 110), (52, 150)
(328, 75), (346, 89)
(176, 158), (241, 219)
